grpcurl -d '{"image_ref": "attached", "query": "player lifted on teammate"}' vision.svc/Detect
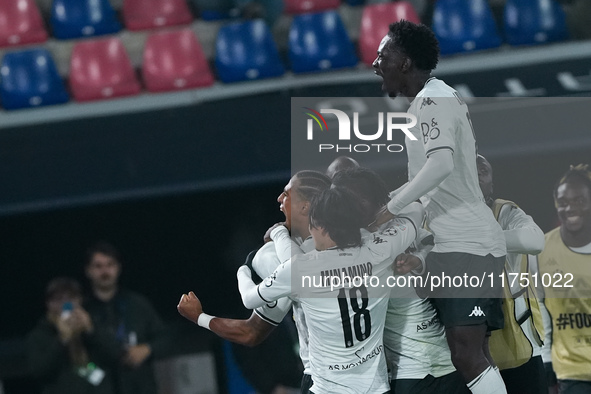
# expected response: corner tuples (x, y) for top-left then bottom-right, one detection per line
(372, 21), (507, 394)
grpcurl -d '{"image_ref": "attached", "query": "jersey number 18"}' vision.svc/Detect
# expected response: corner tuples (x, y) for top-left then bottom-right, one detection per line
(337, 286), (371, 348)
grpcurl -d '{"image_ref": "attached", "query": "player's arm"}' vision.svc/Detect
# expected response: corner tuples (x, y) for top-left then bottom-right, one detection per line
(269, 225), (303, 262)
(499, 205), (545, 254)
(237, 260), (292, 310)
(395, 228), (433, 275)
(177, 291), (275, 347)
(388, 150), (453, 214)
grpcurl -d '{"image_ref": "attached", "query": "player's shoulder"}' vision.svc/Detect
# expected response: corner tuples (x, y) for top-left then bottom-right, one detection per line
(418, 79), (465, 109)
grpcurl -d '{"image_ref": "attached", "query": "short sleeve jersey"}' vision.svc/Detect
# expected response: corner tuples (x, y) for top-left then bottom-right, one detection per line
(405, 78), (505, 257)
(257, 218), (418, 394)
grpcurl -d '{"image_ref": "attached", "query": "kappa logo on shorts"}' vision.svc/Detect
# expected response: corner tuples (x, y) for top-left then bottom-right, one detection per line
(468, 306), (486, 317)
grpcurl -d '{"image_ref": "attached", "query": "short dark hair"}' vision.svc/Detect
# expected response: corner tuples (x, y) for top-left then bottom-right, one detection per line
(388, 20), (439, 71)
(46, 277), (81, 301)
(554, 164), (591, 199)
(331, 167), (389, 226)
(85, 241), (122, 266)
(293, 170), (331, 201)
(309, 186), (364, 249)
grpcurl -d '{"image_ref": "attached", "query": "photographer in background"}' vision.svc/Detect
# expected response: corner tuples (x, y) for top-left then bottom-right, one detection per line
(27, 277), (115, 394)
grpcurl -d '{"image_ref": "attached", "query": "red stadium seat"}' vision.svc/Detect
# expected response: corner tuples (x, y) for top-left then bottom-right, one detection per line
(69, 38), (141, 102)
(123, 0), (193, 31)
(284, 0), (340, 15)
(142, 29), (214, 92)
(359, 2), (420, 66)
(0, 0), (48, 48)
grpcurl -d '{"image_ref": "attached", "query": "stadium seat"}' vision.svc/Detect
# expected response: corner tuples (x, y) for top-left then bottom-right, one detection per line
(284, 0), (341, 15)
(50, 0), (122, 40)
(289, 11), (358, 73)
(142, 29), (214, 92)
(69, 38), (141, 101)
(504, 0), (569, 46)
(0, 49), (69, 110)
(432, 0), (502, 55)
(359, 2), (420, 66)
(0, 0), (48, 48)
(122, 0), (193, 31)
(215, 19), (284, 83)
(189, 0), (234, 20)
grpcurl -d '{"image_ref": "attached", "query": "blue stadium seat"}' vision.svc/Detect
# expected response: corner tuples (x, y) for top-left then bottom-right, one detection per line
(50, 0), (122, 40)
(433, 0), (502, 55)
(504, 0), (568, 46)
(222, 341), (256, 394)
(215, 19), (285, 83)
(0, 49), (69, 110)
(289, 11), (358, 73)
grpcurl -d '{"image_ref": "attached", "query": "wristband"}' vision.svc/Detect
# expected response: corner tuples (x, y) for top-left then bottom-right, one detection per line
(197, 313), (214, 330)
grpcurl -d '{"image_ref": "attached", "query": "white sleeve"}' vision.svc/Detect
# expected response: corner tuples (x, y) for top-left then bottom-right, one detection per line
(498, 205), (545, 255)
(387, 150), (453, 214)
(237, 261), (292, 310)
(388, 182), (408, 200)
(529, 255), (552, 363)
(270, 225), (303, 262)
(254, 298), (293, 326)
(369, 202), (423, 257)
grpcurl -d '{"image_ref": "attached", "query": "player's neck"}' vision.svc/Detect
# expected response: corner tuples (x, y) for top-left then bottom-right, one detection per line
(560, 225), (591, 248)
(402, 72), (433, 99)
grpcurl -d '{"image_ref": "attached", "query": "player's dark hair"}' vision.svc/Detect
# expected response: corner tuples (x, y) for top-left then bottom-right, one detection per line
(309, 186), (364, 249)
(294, 170), (331, 201)
(85, 240), (122, 266)
(46, 277), (81, 301)
(554, 163), (591, 199)
(388, 20), (439, 71)
(326, 156), (360, 179)
(331, 167), (389, 226)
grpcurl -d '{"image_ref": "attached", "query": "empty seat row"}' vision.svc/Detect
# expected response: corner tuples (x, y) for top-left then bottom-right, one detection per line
(0, 0), (353, 46)
(433, 0), (569, 55)
(0, 29), (213, 109)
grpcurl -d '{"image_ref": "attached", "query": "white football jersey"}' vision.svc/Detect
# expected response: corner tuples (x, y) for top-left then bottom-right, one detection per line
(257, 216), (419, 394)
(252, 231), (315, 374)
(405, 78), (506, 257)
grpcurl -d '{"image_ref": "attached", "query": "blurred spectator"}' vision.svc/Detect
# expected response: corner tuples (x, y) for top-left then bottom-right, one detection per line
(83, 241), (167, 394)
(27, 277), (116, 394)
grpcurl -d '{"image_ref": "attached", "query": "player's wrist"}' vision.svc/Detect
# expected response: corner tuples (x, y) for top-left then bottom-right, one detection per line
(197, 313), (214, 330)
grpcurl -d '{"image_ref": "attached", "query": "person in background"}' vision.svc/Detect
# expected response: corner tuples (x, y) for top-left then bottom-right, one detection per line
(84, 241), (166, 394)
(27, 277), (114, 394)
(537, 164), (591, 394)
(477, 155), (547, 394)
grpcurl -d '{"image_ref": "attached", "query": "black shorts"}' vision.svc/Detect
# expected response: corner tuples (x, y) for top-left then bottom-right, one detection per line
(391, 371), (470, 394)
(500, 355), (547, 394)
(426, 252), (505, 330)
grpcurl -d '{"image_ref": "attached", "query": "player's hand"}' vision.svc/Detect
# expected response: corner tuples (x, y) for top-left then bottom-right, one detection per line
(368, 205), (395, 231)
(122, 344), (151, 368)
(263, 222), (287, 243)
(177, 291), (203, 324)
(394, 253), (423, 275)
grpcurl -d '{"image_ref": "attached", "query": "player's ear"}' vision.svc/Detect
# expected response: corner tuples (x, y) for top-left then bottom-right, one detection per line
(401, 56), (411, 72)
(301, 201), (310, 215)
